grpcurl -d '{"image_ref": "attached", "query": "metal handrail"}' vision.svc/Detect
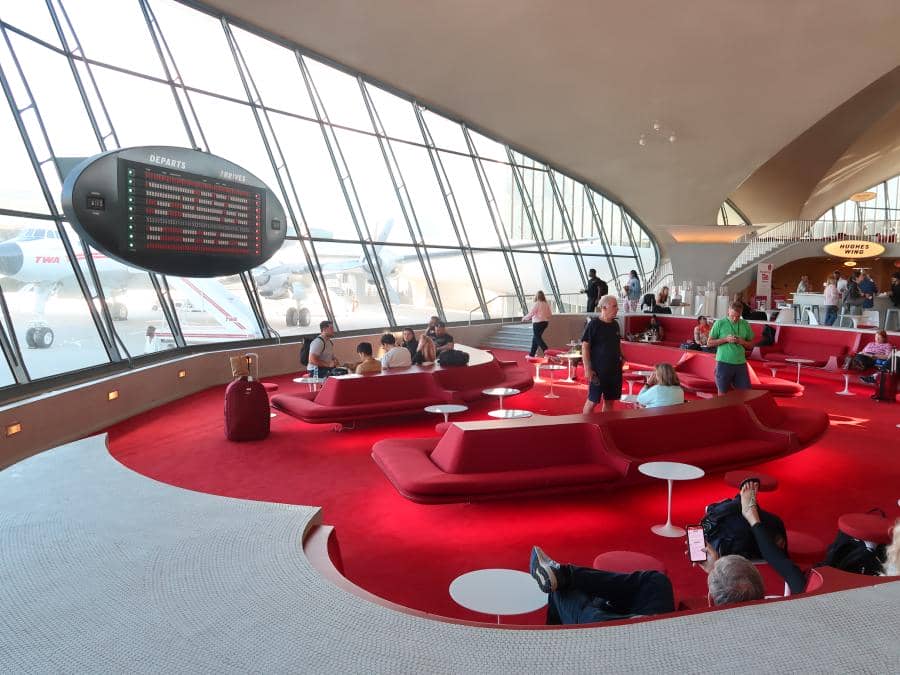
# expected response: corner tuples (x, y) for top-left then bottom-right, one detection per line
(467, 294), (520, 325)
(467, 291), (587, 324)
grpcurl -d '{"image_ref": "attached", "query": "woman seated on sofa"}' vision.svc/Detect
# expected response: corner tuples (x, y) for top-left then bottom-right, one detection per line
(852, 330), (894, 382)
(636, 363), (685, 408)
(694, 315), (711, 348)
(412, 334), (437, 365)
(640, 315), (664, 343)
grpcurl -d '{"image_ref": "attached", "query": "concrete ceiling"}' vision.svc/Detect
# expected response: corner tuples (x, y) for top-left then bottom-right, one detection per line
(200, 0), (900, 243)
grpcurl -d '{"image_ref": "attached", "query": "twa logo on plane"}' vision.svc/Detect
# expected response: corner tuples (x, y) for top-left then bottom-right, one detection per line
(34, 256), (60, 264)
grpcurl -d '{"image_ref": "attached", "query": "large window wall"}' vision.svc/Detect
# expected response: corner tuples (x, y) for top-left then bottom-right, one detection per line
(0, 0), (657, 392)
(812, 174), (900, 239)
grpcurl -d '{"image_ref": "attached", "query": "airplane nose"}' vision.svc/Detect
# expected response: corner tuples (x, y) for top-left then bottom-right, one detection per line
(0, 242), (23, 277)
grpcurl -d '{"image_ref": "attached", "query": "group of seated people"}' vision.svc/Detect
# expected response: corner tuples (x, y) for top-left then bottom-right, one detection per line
(640, 286), (677, 314)
(353, 319), (456, 375)
(529, 480), (900, 625)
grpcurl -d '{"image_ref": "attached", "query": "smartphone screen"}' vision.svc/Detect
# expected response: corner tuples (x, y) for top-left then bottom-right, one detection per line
(687, 525), (707, 562)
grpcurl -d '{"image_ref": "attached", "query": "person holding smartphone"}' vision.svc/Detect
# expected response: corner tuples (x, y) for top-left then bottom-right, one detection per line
(707, 301), (755, 394)
(529, 481), (805, 625)
(581, 294), (623, 414)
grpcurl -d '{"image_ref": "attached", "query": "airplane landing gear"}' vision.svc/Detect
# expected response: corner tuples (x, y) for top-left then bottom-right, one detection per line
(25, 325), (54, 349)
(286, 306), (311, 327)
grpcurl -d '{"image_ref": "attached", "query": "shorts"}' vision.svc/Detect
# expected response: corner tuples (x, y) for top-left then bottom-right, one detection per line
(714, 361), (751, 393)
(588, 371), (622, 402)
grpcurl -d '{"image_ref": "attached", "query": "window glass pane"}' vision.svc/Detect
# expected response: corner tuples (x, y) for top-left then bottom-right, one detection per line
(303, 57), (371, 131)
(364, 84), (423, 143)
(231, 27), (315, 118)
(371, 244), (438, 325)
(579, 254), (619, 293)
(58, 223), (177, 358)
(438, 151), (501, 247)
(422, 110), (467, 153)
(0, 216), (109, 378)
(309, 240), (388, 331)
(1, 3), (61, 46)
(162, 274), (262, 347)
(390, 143), (458, 246)
(0, 350), (15, 388)
(253, 238), (327, 336)
(63, 0), (164, 77)
(9, 33), (100, 158)
(0, 83), (48, 214)
(92, 65), (190, 147)
(190, 92), (278, 196)
(425, 247), (484, 322)
(469, 129), (508, 163)
(548, 254), (586, 295)
(334, 128), (409, 243)
(470, 250), (522, 319)
(269, 111), (356, 239)
(148, 0), (246, 100)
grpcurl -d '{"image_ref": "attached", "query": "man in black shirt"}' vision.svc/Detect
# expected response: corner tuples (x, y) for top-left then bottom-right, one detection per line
(433, 322), (454, 353)
(582, 268), (606, 313)
(581, 294), (622, 413)
(529, 481), (805, 625)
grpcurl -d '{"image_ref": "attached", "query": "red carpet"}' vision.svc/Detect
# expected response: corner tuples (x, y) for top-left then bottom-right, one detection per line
(108, 351), (900, 623)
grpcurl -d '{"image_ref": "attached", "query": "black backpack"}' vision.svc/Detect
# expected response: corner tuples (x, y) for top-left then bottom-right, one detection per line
(437, 349), (470, 367)
(701, 495), (786, 559)
(758, 324), (776, 347)
(819, 531), (885, 575)
(597, 279), (609, 298)
(299, 335), (323, 367)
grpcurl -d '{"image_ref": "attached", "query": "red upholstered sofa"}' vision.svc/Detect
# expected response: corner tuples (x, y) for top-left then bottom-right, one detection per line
(742, 390), (830, 445)
(599, 397), (793, 471)
(432, 358), (533, 402)
(272, 371), (451, 424)
(372, 390), (820, 503)
(624, 314), (700, 348)
(372, 422), (630, 503)
(673, 351), (803, 397)
(755, 325), (861, 368)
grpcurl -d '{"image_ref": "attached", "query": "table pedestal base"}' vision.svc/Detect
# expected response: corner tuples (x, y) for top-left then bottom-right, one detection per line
(651, 523), (686, 538)
(835, 374), (855, 396)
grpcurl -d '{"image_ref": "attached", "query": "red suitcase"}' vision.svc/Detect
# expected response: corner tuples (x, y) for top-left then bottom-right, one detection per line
(225, 353), (270, 441)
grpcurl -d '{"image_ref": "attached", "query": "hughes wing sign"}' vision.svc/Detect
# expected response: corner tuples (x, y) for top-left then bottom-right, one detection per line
(822, 240), (886, 259)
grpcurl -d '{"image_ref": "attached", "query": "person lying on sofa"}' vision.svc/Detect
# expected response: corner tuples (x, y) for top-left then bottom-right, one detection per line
(355, 342), (382, 375)
(529, 481), (805, 625)
(636, 363), (684, 408)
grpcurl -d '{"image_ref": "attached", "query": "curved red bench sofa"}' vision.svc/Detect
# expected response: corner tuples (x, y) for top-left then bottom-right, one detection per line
(754, 324), (861, 368)
(271, 349), (532, 425)
(372, 390), (828, 503)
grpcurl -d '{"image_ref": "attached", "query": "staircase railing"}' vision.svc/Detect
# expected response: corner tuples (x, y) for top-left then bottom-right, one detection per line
(726, 219), (900, 275)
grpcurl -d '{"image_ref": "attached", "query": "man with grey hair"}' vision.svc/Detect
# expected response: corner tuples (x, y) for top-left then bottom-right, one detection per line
(529, 481), (805, 625)
(581, 294), (623, 414)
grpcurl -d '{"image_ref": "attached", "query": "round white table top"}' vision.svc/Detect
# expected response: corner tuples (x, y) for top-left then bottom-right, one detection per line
(540, 364), (567, 371)
(424, 404), (469, 415)
(785, 358), (816, 365)
(558, 352), (582, 360)
(483, 387), (520, 397)
(449, 569), (547, 616)
(293, 376), (325, 384)
(638, 461), (705, 481)
(487, 409), (533, 419)
(632, 370), (655, 377)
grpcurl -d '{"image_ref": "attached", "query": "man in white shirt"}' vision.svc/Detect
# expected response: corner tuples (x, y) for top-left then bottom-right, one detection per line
(380, 333), (412, 369)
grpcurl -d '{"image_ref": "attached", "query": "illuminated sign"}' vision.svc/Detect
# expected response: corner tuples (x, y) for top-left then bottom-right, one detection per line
(822, 240), (885, 259)
(62, 147), (286, 277)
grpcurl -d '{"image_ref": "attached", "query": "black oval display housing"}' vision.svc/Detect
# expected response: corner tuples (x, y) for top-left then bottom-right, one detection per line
(61, 146), (286, 277)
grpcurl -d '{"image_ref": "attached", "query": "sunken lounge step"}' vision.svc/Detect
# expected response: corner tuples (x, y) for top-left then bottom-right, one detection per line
(482, 323), (533, 351)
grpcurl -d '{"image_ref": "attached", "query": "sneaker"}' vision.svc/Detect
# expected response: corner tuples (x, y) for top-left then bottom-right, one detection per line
(529, 546), (559, 593)
(859, 375), (876, 385)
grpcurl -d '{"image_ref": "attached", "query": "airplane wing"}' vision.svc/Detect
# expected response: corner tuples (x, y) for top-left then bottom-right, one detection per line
(164, 276), (261, 340)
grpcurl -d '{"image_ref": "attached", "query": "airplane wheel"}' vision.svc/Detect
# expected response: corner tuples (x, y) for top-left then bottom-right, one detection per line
(34, 327), (54, 348)
(25, 327), (37, 349)
(285, 307), (299, 327)
(298, 308), (311, 327)
(111, 302), (128, 321)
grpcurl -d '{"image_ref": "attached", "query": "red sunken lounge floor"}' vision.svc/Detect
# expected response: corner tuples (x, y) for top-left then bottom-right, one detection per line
(107, 350), (900, 624)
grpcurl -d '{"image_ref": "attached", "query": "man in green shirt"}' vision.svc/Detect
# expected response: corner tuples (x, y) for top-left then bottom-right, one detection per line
(707, 301), (755, 394)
